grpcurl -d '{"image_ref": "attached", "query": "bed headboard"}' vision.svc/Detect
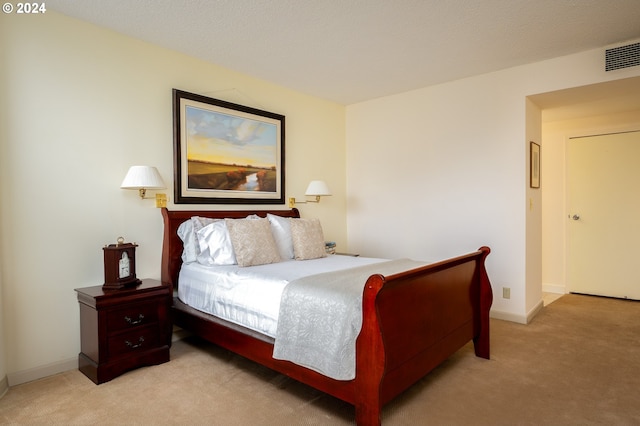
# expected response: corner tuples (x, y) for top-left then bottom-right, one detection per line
(160, 207), (301, 290)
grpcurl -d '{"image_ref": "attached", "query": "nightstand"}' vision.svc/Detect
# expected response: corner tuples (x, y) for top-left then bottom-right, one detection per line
(75, 279), (172, 384)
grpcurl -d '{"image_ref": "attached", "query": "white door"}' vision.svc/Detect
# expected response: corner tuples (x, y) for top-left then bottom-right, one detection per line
(567, 130), (640, 300)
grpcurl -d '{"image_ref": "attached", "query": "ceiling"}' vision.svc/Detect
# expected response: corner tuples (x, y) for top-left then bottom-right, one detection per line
(48, 0), (640, 112)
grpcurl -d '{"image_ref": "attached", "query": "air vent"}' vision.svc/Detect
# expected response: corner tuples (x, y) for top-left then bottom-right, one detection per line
(605, 42), (640, 71)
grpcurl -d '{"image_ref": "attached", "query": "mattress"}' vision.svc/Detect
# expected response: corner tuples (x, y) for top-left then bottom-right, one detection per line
(178, 255), (386, 338)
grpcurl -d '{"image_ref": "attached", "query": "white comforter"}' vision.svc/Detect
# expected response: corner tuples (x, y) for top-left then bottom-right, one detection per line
(178, 255), (386, 338)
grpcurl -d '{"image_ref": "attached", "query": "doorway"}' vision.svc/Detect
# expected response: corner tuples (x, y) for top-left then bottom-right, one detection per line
(533, 76), (640, 305)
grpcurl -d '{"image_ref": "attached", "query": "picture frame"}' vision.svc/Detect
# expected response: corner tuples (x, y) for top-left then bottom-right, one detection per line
(530, 141), (540, 188)
(172, 89), (285, 204)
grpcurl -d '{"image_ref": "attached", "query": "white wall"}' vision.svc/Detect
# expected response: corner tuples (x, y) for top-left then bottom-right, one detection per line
(542, 110), (640, 294)
(0, 12), (346, 384)
(346, 42), (640, 322)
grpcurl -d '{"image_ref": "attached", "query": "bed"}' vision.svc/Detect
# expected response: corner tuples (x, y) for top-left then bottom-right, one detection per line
(161, 207), (493, 425)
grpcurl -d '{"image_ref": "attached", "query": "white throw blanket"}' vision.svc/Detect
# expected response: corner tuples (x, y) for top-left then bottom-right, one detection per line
(273, 259), (427, 380)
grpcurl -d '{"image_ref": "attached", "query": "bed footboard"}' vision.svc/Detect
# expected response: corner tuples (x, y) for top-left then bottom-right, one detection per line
(355, 247), (492, 425)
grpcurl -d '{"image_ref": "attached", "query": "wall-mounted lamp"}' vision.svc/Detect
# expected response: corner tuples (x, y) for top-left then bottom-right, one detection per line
(288, 180), (332, 208)
(120, 166), (167, 207)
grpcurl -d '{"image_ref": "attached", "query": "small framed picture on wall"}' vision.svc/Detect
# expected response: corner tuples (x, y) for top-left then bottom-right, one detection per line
(530, 141), (540, 188)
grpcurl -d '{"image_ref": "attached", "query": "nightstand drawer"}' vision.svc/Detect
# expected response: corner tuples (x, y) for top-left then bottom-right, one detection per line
(107, 302), (159, 333)
(108, 325), (160, 358)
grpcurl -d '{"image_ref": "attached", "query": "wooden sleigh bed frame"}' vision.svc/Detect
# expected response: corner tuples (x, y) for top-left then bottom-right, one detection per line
(161, 207), (493, 425)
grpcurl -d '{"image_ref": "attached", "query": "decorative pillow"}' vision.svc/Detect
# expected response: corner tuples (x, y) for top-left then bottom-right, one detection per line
(225, 218), (281, 267)
(177, 216), (217, 264)
(290, 218), (327, 260)
(267, 213), (294, 260)
(192, 216), (218, 231)
(196, 220), (237, 266)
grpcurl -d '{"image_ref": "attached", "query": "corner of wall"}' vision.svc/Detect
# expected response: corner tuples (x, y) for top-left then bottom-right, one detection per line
(0, 375), (8, 399)
(7, 357), (77, 387)
(526, 299), (544, 324)
(490, 296), (544, 324)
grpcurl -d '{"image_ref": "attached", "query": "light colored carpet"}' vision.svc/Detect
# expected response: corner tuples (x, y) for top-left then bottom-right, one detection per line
(1, 294), (639, 425)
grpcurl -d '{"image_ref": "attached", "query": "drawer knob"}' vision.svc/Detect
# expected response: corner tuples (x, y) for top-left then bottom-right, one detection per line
(124, 314), (144, 325)
(125, 336), (145, 349)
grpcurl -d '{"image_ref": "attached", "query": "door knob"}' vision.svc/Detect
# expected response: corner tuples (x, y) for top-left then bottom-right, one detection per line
(571, 214), (580, 221)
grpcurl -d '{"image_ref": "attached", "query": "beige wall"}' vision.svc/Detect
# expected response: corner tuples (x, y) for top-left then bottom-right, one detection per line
(541, 110), (640, 294)
(0, 11), (346, 384)
(346, 41), (640, 323)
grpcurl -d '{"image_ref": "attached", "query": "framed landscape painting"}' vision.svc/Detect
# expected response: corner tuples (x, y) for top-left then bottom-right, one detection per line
(173, 89), (285, 204)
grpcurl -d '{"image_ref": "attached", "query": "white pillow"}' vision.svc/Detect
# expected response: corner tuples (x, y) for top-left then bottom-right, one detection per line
(225, 218), (281, 267)
(196, 221), (237, 266)
(267, 213), (294, 260)
(290, 218), (327, 260)
(177, 216), (218, 264)
(177, 219), (198, 263)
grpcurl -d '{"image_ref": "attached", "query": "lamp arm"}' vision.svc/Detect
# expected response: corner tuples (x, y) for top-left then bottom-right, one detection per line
(288, 195), (323, 208)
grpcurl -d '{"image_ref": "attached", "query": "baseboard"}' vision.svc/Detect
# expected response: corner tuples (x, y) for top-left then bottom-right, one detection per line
(490, 309), (527, 324)
(543, 283), (566, 294)
(7, 330), (191, 386)
(526, 299), (545, 323)
(490, 299), (545, 325)
(0, 375), (8, 399)
(7, 357), (77, 387)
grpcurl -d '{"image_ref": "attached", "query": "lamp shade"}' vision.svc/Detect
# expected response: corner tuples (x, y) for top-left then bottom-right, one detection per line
(120, 166), (166, 190)
(305, 180), (331, 196)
